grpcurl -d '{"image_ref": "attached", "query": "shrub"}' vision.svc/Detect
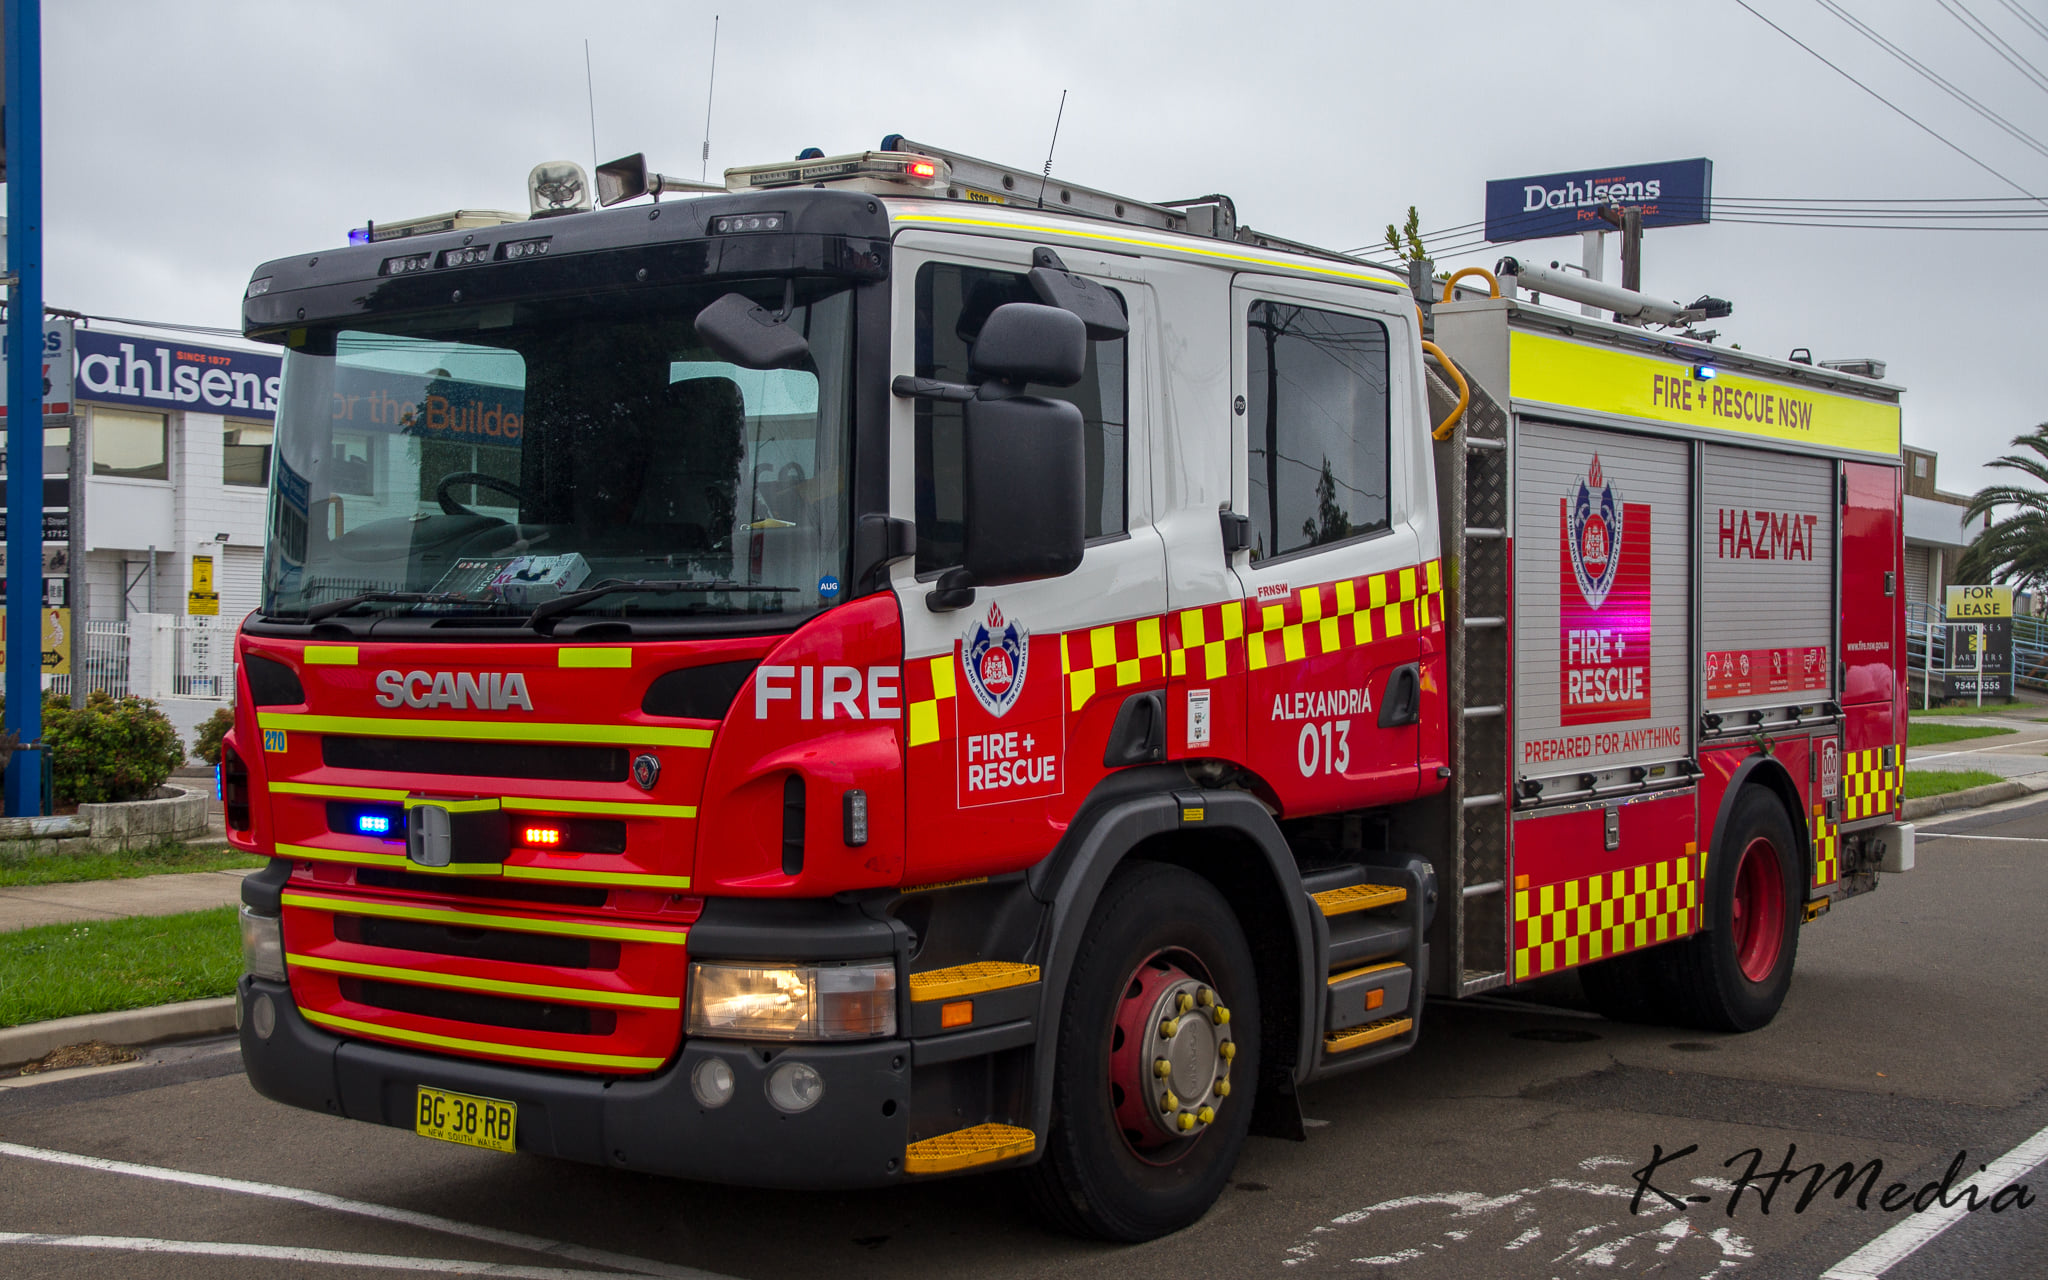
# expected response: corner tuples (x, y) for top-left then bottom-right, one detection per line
(43, 691), (186, 805)
(192, 706), (235, 766)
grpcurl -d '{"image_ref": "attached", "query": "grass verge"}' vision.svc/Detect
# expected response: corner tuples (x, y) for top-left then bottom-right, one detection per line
(0, 841), (263, 887)
(0, 906), (240, 1028)
(1910, 702), (2029, 717)
(1906, 722), (2018, 747)
(1902, 770), (2005, 801)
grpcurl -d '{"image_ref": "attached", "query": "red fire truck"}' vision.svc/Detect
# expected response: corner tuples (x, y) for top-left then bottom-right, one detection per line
(229, 139), (1911, 1241)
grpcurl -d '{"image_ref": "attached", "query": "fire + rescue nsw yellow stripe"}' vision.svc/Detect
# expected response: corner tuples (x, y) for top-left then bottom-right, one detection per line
(274, 842), (485, 873)
(287, 953), (680, 1009)
(893, 213), (1407, 292)
(256, 711), (712, 749)
(267, 781), (697, 819)
(298, 1008), (666, 1071)
(302, 646), (359, 666)
(500, 865), (692, 890)
(558, 648), (632, 668)
(281, 890), (688, 944)
(1507, 330), (1901, 456)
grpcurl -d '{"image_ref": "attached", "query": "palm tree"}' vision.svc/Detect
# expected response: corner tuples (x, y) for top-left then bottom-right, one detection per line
(1958, 423), (2048, 589)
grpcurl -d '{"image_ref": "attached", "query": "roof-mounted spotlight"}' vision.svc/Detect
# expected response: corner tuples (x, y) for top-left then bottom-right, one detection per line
(528, 161), (593, 218)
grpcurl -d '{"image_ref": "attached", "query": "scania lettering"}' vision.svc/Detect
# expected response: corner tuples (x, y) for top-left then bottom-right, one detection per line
(228, 140), (1909, 1242)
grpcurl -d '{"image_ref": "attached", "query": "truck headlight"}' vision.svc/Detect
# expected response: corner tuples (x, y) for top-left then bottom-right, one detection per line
(239, 906), (287, 982)
(686, 960), (897, 1040)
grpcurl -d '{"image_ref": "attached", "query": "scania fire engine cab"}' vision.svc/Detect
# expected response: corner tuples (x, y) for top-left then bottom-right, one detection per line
(229, 139), (1910, 1241)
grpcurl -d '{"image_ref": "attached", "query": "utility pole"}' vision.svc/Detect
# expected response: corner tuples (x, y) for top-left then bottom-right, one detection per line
(3, 0), (41, 815)
(1596, 204), (1645, 318)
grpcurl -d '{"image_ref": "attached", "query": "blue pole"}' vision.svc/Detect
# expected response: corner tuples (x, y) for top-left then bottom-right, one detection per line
(4, 0), (42, 816)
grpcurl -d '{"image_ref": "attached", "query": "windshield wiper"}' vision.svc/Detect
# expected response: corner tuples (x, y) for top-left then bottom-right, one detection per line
(299, 591), (497, 623)
(525, 578), (797, 626)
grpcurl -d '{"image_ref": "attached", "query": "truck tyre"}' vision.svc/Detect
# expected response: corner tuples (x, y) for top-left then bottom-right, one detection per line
(1661, 786), (1803, 1032)
(1023, 860), (1260, 1242)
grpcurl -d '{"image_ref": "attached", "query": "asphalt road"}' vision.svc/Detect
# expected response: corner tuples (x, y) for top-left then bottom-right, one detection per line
(1, 796), (2044, 1280)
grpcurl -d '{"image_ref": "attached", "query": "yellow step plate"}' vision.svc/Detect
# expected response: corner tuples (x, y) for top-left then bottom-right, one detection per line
(1324, 1016), (1414, 1055)
(908, 961), (1040, 1002)
(1313, 883), (1407, 917)
(903, 1123), (1037, 1175)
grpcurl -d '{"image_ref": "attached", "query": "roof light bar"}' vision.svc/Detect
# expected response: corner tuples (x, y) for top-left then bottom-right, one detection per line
(724, 150), (951, 194)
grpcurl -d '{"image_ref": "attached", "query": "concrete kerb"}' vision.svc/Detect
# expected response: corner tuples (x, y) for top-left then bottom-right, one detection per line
(0, 997), (237, 1072)
(0, 782), (212, 856)
(1901, 772), (2048, 821)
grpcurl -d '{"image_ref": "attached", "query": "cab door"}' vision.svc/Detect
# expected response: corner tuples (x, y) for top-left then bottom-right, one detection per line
(889, 233), (1166, 884)
(1227, 276), (1440, 816)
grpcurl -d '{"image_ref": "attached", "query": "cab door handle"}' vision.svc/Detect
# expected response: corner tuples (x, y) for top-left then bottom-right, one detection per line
(1379, 664), (1422, 728)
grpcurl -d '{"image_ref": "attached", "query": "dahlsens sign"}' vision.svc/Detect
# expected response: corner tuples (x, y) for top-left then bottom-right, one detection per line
(1509, 331), (1902, 458)
(74, 331), (282, 421)
(1485, 158), (1712, 243)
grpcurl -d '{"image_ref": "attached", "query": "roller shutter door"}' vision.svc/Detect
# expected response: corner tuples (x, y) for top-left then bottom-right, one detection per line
(1902, 544), (1932, 608)
(219, 545), (263, 625)
(1513, 419), (1693, 779)
(1699, 445), (1834, 715)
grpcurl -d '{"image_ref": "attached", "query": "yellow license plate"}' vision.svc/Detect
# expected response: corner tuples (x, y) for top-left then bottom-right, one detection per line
(414, 1085), (517, 1153)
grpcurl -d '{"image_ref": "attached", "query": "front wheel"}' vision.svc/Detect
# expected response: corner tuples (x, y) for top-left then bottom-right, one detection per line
(1023, 861), (1260, 1242)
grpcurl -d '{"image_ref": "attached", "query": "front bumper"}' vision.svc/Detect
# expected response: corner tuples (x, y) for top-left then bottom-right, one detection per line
(239, 976), (912, 1188)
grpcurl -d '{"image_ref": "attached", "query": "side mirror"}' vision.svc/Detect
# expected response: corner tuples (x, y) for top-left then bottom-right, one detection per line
(969, 303), (1086, 388)
(1028, 264), (1128, 340)
(962, 392), (1085, 586)
(694, 292), (811, 370)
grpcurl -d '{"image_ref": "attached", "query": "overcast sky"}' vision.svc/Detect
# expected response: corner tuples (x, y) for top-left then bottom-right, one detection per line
(39, 0), (2048, 495)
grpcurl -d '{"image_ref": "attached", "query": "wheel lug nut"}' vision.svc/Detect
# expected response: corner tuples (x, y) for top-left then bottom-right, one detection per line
(1154, 1058), (1172, 1078)
(1215, 1078), (1231, 1097)
(1198, 987), (1216, 1007)
(1212, 1006), (1230, 1025)
(1178, 1112), (1197, 1132)
(1177, 993), (1194, 1014)
(1159, 1017), (1179, 1037)
(1197, 1106), (1215, 1124)
(1160, 1090), (1178, 1112)
(1219, 1041), (1236, 1060)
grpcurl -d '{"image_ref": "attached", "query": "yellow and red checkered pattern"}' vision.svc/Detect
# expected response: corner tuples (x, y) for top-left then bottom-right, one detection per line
(1842, 747), (1901, 822)
(904, 653), (957, 748)
(1063, 616), (1168, 712)
(1513, 853), (1696, 980)
(1168, 600), (1248, 682)
(1811, 801), (1838, 887)
(1246, 560), (1442, 673)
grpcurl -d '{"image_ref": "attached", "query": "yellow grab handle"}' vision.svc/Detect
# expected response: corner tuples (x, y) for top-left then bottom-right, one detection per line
(1441, 266), (1500, 302)
(1422, 340), (1469, 441)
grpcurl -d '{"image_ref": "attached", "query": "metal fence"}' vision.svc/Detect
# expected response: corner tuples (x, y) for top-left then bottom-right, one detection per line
(44, 617), (236, 702)
(45, 619), (133, 700)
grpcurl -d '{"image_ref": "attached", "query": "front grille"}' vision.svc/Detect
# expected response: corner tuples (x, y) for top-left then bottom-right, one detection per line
(335, 913), (622, 969)
(353, 868), (607, 909)
(342, 978), (617, 1036)
(322, 735), (628, 782)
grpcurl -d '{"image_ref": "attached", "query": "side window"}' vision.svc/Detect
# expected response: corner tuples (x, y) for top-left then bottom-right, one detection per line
(914, 261), (1128, 574)
(1246, 301), (1390, 562)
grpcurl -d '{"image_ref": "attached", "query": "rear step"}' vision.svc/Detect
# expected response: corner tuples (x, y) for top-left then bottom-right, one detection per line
(1300, 861), (1430, 1075)
(903, 1123), (1036, 1174)
(1312, 882), (1407, 917)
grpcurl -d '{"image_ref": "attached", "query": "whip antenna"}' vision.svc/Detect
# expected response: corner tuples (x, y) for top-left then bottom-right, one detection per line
(1036, 89), (1068, 209)
(700, 15), (721, 181)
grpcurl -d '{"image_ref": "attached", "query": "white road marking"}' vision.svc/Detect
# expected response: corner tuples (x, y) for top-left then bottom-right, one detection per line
(1821, 1119), (2048, 1279)
(0, 1232), (621, 1277)
(0, 1141), (721, 1279)
(1917, 833), (2048, 844)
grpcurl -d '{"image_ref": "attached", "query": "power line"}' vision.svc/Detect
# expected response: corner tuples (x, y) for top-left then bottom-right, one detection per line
(1813, 0), (2048, 157)
(1731, 2), (2047, 207)
(1942, 0), (2048, 91)
(1995, 0), (2048, 43)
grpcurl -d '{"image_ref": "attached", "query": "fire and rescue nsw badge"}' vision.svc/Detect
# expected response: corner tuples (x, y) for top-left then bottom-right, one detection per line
(964, 603), (1029, 718)
(955, 602), (1064, 809)
(1569, 455), (1624, 610)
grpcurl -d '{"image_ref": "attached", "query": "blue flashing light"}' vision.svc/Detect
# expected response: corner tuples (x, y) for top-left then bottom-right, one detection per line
(357, 813), (392, 836)
(215, 761), (224, 803)
(347, 226), (372, 245)
(1692, 364), (1718, 382)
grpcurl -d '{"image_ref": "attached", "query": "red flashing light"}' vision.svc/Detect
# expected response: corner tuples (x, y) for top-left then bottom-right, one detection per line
(907, 160), (937, 179)
(520, 825), (564, 847)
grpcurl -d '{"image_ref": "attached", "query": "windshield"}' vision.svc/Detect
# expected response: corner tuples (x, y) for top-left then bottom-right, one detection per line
(262, 281), (855, 623)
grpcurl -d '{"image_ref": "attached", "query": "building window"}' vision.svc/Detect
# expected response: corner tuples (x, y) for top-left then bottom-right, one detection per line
(224, 419), (274, 487)
(91, 408), (169, 481)
(1913, 455), (1928, 478)
(1246, 301), (1391, 562)
(913, 261), (1128, 574)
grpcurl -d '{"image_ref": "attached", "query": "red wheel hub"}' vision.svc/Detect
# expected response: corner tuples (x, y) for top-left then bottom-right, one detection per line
(1731, 836), (1786, 983)
(1107, 950), (1235, 1158)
